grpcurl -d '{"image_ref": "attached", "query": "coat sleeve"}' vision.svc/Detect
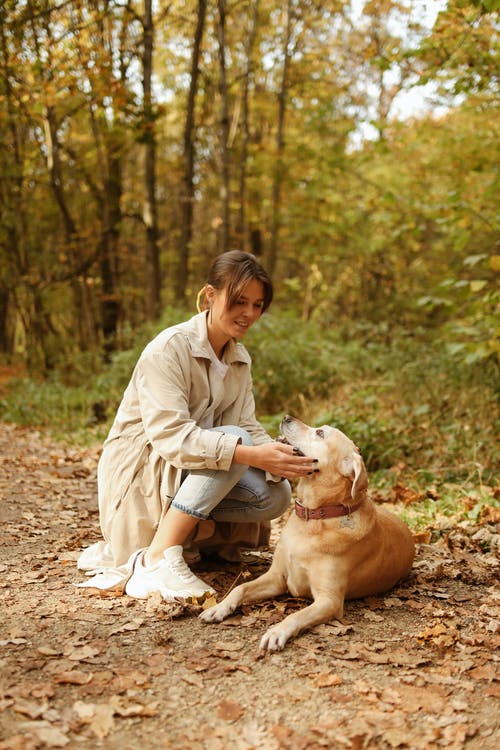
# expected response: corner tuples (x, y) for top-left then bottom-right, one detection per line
(135, 343), (240, 471)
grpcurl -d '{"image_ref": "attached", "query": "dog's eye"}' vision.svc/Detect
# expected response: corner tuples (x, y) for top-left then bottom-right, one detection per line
(315, 429), (324, 439)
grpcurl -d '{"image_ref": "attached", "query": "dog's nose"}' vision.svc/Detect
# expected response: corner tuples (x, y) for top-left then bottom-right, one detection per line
(282, 414), (292, 424)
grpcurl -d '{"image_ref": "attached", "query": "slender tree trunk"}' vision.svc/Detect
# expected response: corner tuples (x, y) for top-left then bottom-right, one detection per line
(27, 283), (61, 372)
(268, 0), (292, 277)
(178, 0), (207, 302)
(100, 147), (122, 357)
(0, 6), (26, 357)
(92, 8), (127, 356)
(142, 0), (161, 319)
(217, 0), (230, 252)
(75, 278), (97, 352)
(236, 0), (259, 251)
(0, 287), (12, 355)
(43, 108), (78, 240)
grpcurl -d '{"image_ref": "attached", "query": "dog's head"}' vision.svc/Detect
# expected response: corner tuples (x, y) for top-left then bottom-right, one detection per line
(280, 415), (368, 503)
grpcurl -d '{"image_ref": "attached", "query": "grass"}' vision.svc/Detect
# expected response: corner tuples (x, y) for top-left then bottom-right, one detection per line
(0, 310), (498, 530)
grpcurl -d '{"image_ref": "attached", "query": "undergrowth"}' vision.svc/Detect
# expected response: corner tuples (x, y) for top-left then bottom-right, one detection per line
(0, 309), (498, 529)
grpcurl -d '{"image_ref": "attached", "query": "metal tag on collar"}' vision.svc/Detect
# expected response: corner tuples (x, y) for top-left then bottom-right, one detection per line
(340, 512), (355, 529)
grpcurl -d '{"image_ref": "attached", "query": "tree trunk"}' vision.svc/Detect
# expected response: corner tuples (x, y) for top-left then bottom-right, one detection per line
(100, 148), (122, 358)
(268, 0), (292, 277)
(217, 0), (230, 252)
(178, 0), (207, 303)
(236, 0), (259, 251)
(0, 5), (26, 357)
(0, 286), (13, 355)
(142, 0), (161, 319)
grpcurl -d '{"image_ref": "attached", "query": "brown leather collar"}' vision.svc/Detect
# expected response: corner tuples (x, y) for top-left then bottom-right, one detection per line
(294, 498), (361, 521)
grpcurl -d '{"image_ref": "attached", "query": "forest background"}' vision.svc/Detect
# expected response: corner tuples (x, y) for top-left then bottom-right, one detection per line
(0, 0), (498, 523)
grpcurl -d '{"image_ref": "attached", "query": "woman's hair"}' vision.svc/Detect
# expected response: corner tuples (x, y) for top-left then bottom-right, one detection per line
(197, 251), (273, 313)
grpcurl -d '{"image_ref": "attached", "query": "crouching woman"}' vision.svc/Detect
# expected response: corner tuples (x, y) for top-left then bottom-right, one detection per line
(77, 250), (316, 601)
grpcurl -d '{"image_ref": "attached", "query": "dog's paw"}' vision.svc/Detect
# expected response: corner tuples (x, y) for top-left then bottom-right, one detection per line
(199, 601), (235, 623)
(259, 626), (289, 653)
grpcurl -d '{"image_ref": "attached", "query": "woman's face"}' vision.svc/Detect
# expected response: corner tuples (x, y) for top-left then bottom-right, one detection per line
(207, 278), (265, 343)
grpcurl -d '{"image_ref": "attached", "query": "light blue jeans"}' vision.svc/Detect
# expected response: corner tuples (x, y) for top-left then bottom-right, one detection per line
(170, 426), (291, 522)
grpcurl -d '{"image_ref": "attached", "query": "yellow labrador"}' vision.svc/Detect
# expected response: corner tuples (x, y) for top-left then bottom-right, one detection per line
(200, 415), (415, 652)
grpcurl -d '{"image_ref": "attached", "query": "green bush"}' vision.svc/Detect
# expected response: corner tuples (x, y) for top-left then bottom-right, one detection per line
(246, 313), (342, 415)
(0, 310), (498, 496)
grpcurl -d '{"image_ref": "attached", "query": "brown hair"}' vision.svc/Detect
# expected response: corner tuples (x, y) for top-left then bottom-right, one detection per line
(197, 251), (273, 313)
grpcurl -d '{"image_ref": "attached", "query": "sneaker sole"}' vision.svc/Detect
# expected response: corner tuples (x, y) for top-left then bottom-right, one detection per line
(125, 582), (215, 603)
(125, 570), (215, 601)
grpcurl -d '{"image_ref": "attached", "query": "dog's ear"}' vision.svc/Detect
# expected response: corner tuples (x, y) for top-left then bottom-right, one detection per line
(346, 452), (368, 502)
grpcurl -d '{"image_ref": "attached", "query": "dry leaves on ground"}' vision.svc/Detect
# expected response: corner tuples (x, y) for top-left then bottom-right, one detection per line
(0, 423), (498, 750)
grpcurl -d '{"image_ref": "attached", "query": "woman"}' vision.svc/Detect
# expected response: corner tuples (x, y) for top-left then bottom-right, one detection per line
(78, 251), (316, 601)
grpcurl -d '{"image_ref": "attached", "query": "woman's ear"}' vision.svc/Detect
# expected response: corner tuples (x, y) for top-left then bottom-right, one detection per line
(205, 285), (217, 304)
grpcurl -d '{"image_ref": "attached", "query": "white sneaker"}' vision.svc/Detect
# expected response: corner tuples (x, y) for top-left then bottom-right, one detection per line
(125, 545), (215, 602)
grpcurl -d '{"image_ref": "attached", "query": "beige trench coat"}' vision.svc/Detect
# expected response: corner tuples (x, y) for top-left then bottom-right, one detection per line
(98, 311), (275, 566)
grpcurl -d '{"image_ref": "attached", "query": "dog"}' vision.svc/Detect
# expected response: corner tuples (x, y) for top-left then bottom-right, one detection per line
(200, 415), (415, 652)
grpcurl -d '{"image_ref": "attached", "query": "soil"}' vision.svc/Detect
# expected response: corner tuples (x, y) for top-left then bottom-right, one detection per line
(0, 422), (498, 750)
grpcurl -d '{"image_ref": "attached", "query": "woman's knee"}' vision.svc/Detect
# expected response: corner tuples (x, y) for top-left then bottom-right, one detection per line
(213, 425), (253, 447)
(252, 478), (291, 521)
(268, 480), (292, 518)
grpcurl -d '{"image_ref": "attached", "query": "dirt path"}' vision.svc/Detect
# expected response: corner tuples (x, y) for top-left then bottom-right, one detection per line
(0, 422), (498, 750)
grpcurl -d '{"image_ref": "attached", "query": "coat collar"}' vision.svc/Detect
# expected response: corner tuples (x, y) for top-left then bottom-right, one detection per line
(184, 312), (251, 366)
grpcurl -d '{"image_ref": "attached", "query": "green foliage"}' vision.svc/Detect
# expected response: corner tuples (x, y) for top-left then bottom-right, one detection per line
(463, 0), (500, 13)
(0, 307), (186, 443)
(245, 313), (342, 415)
(1, 312), (497, 502)
(252, 316), (499, 495)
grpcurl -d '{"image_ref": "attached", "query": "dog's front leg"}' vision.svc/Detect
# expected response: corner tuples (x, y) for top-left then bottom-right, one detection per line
(199, 568), (287, 624)
(259, 592), (344, 653)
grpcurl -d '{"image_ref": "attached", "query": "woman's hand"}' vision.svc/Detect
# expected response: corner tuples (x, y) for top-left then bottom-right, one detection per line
(233, 441), (318, 479)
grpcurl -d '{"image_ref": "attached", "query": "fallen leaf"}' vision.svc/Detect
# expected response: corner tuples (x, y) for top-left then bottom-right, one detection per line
(201, 595), (217, 610)
(363, 611), (384, 622)
(213, 640), (245, 652)
(64, 645), (100, 661)
(72, 701), (115, 739)
(216, 699), (244, 722)
(395, 684), (447, 713)
(109, 696), (159, 717)
(17, 721), (69, 747)
(181, 673), (204, 687)
(0, 638), (28, 646)
(469, 664), (496, 681)
(311, 673), (343, 688)
(89, 704), (115, 739)
(53, 670), (93, 685)
(313, 622), (353, 636)
(108, 618), (144, 635)
(165, 601), (203, 619)
(36, 645), (63, 656)
(413, 530), (432, 543)
(12, 700), (47, 719)
(485, 685), (500, 698)
(392, 483), (422, 505)
(72, 701), (95, 722)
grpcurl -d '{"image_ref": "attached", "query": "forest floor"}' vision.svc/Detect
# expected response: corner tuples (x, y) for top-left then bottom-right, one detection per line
(0, 422), (499, 750)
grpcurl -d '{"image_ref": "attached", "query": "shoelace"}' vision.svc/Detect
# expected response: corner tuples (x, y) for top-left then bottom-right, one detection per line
(169, 557), (199, 583)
